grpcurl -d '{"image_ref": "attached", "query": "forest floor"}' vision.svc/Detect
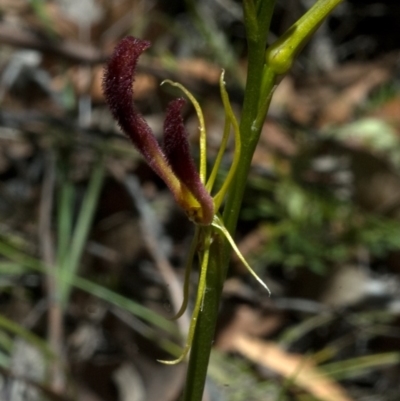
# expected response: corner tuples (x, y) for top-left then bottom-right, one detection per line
(0, 1), (399, 401)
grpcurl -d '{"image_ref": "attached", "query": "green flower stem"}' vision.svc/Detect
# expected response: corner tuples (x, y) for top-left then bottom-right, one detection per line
(182, 235), (225, 401)
(266, 0), (344, 74)
(182, 0), (344, 399)
(182, 2), (276, 400)
(254, 66), (277, 136)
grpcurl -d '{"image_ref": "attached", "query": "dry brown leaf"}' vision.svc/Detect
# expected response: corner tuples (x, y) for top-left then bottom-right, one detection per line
(24, 3), (79, 39)
(231, 334), (354, 401)
(216, 304), (284, 351)
(236, 225), (268, 266)
(251, 119), (296, 171)
(370, 96), (400, 131)
(317, 66), (390, 126)
(277, 59), (397, 127)
(0, 0), (27, 12)
(177, 58), (221, 85)
(66, 65), (156, 101)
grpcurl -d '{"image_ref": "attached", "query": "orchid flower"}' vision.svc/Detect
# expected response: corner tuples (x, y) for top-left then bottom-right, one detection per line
(103, 36), (270, 364)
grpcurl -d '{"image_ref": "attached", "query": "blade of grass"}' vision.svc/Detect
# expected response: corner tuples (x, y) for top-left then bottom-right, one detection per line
(72, 276), (178, 335)
(279, 313), (335, 347)
(0, 262), (25, 275)
(0, 350), (9, 368)
(59, 160), (105, 307)
(0, 330), (13, 353)
(321, 352), (400, 380)
(0, 315), (54, 359)
(56, 178), (74, 282)
(30, 0), (57, 39)
(0, 240), (178, 336)
(183, 2), (277, 397)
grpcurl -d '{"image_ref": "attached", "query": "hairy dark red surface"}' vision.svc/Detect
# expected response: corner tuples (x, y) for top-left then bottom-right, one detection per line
(103, 36), (213, 224)
(102, 36), (165, 168)
(164, 98), (214, 224)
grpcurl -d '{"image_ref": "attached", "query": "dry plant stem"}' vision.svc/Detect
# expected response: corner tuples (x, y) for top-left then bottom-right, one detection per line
(0, 23), (106, 64)
(38, 152), (65, 393)
(123, 175), (191, 335)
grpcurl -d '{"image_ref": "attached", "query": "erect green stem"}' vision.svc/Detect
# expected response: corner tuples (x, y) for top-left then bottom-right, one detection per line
(182, 2), (276, 400)
(224, 0), (277, 235)
(266, 0), (344, 74)
(182, 0), (344, 399)
(254, 66), (276, 134)
(182, 234), (225, 400)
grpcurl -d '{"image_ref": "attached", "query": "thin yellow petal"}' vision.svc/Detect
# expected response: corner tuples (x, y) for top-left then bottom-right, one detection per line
(212, 71), (241, 211)
(171, 227), (200, 320)
(206, 70), (231, 193)
(159, 228), (212, 364)
(161, 79), (207, 183)
(212, 216), (271, 295)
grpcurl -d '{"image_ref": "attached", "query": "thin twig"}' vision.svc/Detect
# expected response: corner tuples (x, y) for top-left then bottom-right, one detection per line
(38, 151), (65, 393)
(0, 23), (105, 64)
(123, 175), (191, 337)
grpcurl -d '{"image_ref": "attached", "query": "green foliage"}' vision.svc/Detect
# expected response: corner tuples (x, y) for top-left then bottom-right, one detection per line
(57, 157), (105, 308)
(243, 171), (400, 274)
(209, 351), (283, 401)
(243, 177), (347, 273)
(185, 1), (345, 399)
(0, 1), (349, 400)
(356, 217), (400, 257)
(364, 81), (400, 110)
(0, 238), (180, 341)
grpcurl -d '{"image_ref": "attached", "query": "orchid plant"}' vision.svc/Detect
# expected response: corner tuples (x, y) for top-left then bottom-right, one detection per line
(103, 35), (270, 364)
(103, 1), (343, 400)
